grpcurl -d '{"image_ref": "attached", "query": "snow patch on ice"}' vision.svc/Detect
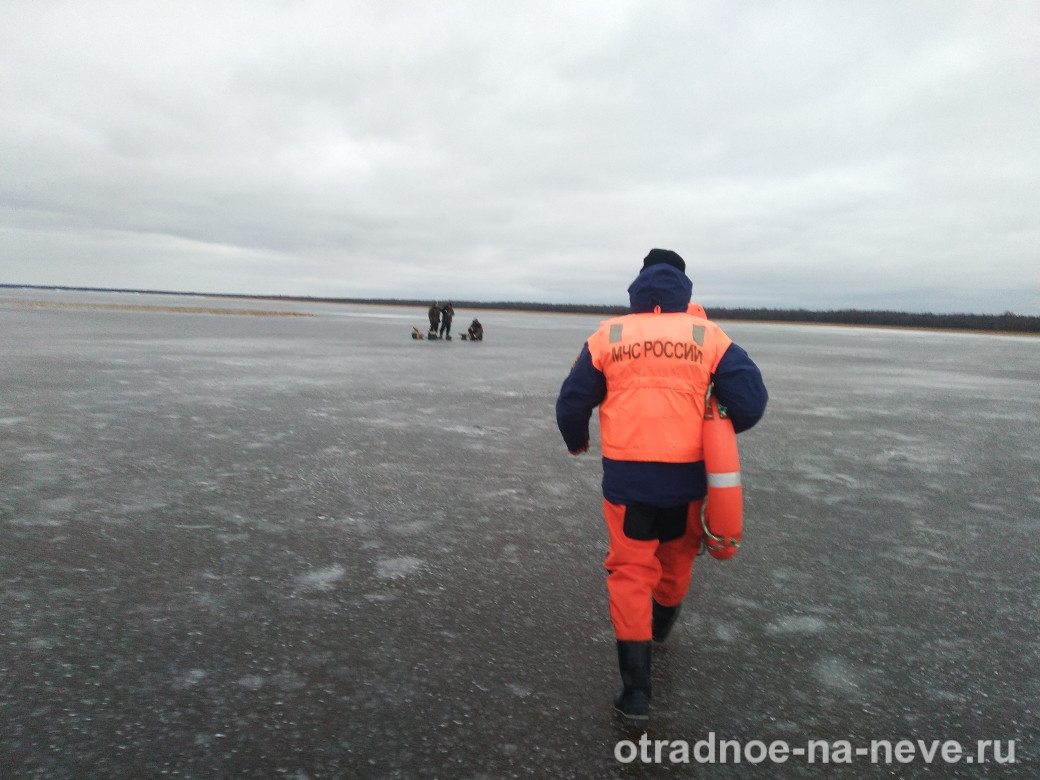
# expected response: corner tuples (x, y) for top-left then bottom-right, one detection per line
(766, 615), (828, 635)
(8, 516), (64, 527)
(174, 669), (208, 689)
(295, 565), (346, 591)
(880, 546), (953, 570)
(389, 520), (432, 536)
(236, 674), (265, 690)
(442, 424), (509, 437)
(21, 450), (57, 462)
(813, 656), (861, 692)
(714, 623), (740, 642)
(375, 556), (425, 579)
(273, 670), (307, 691)
(722, 595), (762, 611)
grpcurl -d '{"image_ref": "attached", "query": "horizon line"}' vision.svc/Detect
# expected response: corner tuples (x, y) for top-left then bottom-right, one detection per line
(2, 283), (1036, 321)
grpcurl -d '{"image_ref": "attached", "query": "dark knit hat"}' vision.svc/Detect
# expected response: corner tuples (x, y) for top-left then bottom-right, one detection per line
(642, 248), (686, 273)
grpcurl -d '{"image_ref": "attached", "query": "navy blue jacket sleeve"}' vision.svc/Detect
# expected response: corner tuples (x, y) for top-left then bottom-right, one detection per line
(711, 342), (768, 433)
(555, 343), (607, 451)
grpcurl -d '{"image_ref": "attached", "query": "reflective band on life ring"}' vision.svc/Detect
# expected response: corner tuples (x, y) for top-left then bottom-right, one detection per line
(707, 471), (741, 488)
(701, 389), (743, 560)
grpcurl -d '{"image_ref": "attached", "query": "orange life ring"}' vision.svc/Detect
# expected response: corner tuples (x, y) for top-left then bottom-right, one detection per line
(701, 391), (742, 559)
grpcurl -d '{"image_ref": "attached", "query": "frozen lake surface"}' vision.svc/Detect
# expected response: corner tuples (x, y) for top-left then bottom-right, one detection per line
(2, 290), (1038, 778)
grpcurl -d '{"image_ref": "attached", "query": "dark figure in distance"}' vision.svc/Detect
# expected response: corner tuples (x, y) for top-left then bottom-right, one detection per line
(439, 302), (454, 340)
(428, 303), (440, 338)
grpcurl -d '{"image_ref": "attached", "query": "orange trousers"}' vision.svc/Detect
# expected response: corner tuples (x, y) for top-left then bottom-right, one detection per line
(603, 498), (704, 641)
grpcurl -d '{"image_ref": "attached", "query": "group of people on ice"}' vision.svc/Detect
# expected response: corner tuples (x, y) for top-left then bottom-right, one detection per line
(412, 302), (483, 341)
(428, 302), (453, 339)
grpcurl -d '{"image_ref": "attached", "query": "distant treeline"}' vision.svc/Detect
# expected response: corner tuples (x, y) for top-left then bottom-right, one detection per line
(703, 307), (1040, 333)
(344, 299), (1040, 333)
(4, 285), (1038, 333)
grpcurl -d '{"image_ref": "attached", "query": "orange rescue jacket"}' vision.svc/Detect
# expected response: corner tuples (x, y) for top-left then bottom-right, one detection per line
(586, 311), (732, 463)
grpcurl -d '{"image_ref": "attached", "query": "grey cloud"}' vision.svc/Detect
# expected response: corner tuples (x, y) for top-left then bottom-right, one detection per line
(2, 0), (1037, 313)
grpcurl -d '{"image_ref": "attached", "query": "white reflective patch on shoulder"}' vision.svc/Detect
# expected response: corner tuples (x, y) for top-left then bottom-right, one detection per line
(609, 324), (623, 343)
(693, 325), (705, 345)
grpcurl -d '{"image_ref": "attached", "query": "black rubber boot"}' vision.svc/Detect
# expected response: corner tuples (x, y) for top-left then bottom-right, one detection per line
(613, 640), (652, 727)
(652, 599), (683, 643)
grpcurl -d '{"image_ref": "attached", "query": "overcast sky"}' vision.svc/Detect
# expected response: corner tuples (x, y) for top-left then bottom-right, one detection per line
(3, 1), (1038, 313)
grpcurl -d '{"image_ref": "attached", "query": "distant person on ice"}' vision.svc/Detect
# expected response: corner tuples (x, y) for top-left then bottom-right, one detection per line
(438, 302), (454, 340)
(428, 303), (441, 338)
(555, 248), (768, 727)
(467, 318), (483, 341)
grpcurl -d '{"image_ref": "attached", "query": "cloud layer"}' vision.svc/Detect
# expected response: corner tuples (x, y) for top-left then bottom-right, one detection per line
(3, 1), (1038, 312)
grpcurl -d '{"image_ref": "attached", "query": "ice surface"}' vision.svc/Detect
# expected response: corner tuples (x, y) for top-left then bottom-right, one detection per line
(1, 290), (1038, 777)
